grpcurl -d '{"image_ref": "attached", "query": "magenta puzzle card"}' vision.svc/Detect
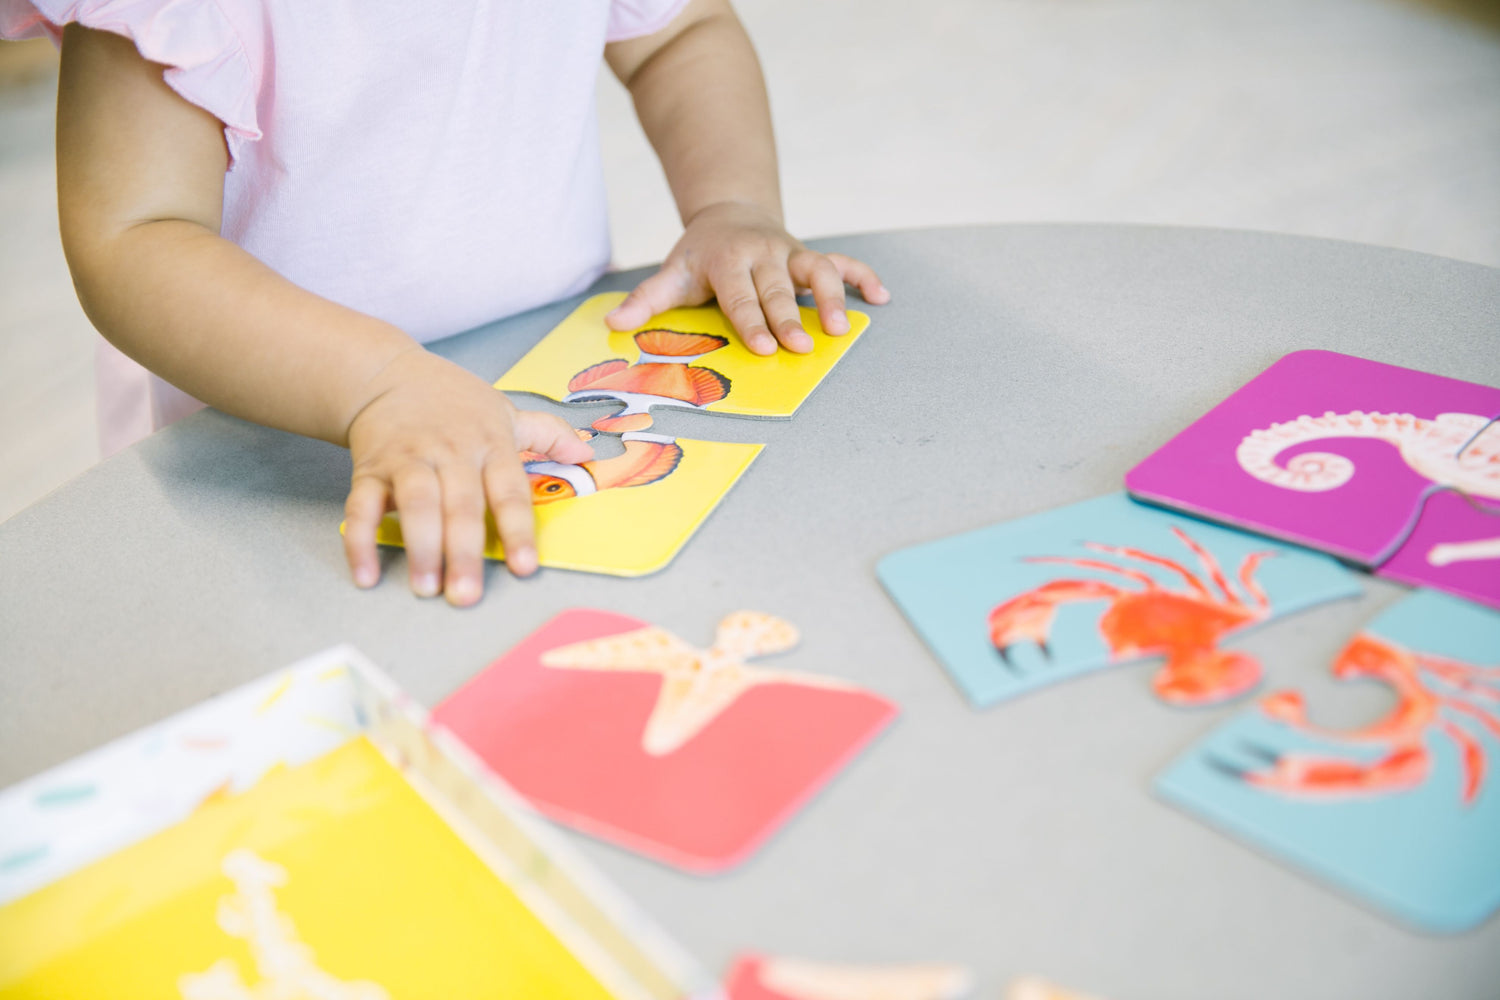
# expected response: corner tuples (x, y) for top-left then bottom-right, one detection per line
(1125, 350), (1500, 608)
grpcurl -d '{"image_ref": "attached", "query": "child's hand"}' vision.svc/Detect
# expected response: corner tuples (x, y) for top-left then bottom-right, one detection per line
(341, 348), (593, 606)
(604, 201), (889, 355)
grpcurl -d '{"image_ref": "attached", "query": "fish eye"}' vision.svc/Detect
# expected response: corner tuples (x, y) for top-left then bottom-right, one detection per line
(544, 482), (563, 493)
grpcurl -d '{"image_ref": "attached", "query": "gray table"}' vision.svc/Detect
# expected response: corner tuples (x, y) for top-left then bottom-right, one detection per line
(3, 225), (1498, 999)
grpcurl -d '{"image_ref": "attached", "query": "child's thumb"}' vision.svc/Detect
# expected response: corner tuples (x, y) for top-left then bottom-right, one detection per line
(605, 266), (695, 330)
(512, 411), (594, 463)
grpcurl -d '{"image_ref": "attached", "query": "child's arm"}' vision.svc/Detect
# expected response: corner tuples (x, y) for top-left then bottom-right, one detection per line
(55, 25), (592, 606)
(604, 0), (890, 354)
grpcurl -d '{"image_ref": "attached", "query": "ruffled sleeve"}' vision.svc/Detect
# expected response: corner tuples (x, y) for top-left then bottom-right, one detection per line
(606, 0), (692, 43)
(0, 0), (262, 168)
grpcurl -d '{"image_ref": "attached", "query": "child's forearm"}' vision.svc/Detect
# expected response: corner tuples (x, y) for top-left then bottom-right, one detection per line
(56, 23), (413, 446)
(601, 0), (886, 355)
(609, 0), (782, 225)
(70, 218), (417, 446)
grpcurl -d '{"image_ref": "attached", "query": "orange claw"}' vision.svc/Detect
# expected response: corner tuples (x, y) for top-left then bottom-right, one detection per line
(1438, 718), (1485, 804)
(988, 580), (1120, 663)
(1153, 648), (1261, 706)
(1224, 742), (1430, 798)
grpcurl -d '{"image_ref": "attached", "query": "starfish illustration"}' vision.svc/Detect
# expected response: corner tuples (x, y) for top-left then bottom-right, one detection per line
(540, 612), (856, 756)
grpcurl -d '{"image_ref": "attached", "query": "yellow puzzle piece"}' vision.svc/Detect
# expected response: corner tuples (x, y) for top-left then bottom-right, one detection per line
(496, 292), (870, 432)
(369, 433), (762, 577)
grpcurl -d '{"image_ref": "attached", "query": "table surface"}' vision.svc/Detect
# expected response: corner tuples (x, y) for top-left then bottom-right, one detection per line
(3, 224), (1499, 999)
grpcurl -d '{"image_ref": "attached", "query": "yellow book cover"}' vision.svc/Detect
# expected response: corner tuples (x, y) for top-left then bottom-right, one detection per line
(0, 737), (618, 999)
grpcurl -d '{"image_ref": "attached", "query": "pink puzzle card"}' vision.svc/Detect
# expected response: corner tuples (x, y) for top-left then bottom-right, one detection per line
(433, 610), (898, 873)
(1125, 350), (1500, 608)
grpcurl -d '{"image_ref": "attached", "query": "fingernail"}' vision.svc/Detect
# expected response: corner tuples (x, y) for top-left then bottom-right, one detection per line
(511, 547), (538, 576)
(752, 335), (776, 355)
(828, 312), (849, 334)
(413, 573), (440, 597)
(354, 566), (377, 588)
(446, 576), (479, 605)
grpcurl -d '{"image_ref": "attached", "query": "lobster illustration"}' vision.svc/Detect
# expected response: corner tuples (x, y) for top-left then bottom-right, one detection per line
(987, 527), (1276, 706)
(1211, 633), (1500, 804)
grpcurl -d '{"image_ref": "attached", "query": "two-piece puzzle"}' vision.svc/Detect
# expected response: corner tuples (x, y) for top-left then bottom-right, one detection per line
(369, 292), (869, 576)
(1156, 590), (1500, 932)
(878, 492), (1360, 709)
(1125, 350), (1500, 608)
(432, 609), (897, 873)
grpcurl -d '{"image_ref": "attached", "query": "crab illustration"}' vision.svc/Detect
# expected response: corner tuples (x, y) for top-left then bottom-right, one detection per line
(1210, 633), (1500, 804)
(987, 527), (1276, 706)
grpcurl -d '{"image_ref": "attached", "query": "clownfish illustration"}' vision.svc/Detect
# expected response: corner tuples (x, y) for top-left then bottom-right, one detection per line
(564, 330), (732, 432)
(524, 432), (683, 505)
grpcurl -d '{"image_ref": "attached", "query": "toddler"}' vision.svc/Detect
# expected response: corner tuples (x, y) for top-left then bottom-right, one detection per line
(1, 0), (887, 605)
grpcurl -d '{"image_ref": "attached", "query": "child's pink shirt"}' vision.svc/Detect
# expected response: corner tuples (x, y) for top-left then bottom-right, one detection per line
(2, 0), (689, 455)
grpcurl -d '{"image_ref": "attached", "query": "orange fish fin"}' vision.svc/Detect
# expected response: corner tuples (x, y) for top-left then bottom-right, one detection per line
(568, 358), (629, 392)
(594, 412), (655, 433)
(634, 330), (729, 358)
(683, 366), (731, 405)
(614, 441), (684, 488)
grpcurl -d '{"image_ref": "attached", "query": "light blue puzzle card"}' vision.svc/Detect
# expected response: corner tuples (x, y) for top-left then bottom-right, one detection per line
(876, 492), (1361, 709)
(1155, 590), (1500, 933)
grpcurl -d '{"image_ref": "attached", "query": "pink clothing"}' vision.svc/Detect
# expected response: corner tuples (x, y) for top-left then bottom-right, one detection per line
(3, 0), (690, 456)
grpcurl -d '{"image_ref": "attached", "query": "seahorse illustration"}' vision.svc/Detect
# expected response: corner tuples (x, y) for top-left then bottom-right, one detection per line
(1236, 411), (1500, 567)
(1236, 411), (1499, 498)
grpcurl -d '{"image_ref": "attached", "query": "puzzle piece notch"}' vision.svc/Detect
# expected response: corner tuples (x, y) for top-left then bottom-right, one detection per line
(564, 329), (734, 433)
(1377, 486), (1500, 609)
(1360, 411), (1500, 576)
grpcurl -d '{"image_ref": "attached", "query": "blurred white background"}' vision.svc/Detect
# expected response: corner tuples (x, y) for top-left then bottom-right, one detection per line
(3, 0), (1499, 522)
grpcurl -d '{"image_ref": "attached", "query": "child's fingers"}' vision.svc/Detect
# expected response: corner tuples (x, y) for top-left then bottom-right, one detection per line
(790, 250), (849, 336)
(391, 464), (444, 597)
(437, 463), (487, 607)
(827, 252), (890, 304)
(711, 266), (777, 355)
(343, 474), (390, 589)
(482, 451), (539, 577)
(512, 410), (595, 464)
(605, 265), (697, 331)
(751, 261), (813, 353)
